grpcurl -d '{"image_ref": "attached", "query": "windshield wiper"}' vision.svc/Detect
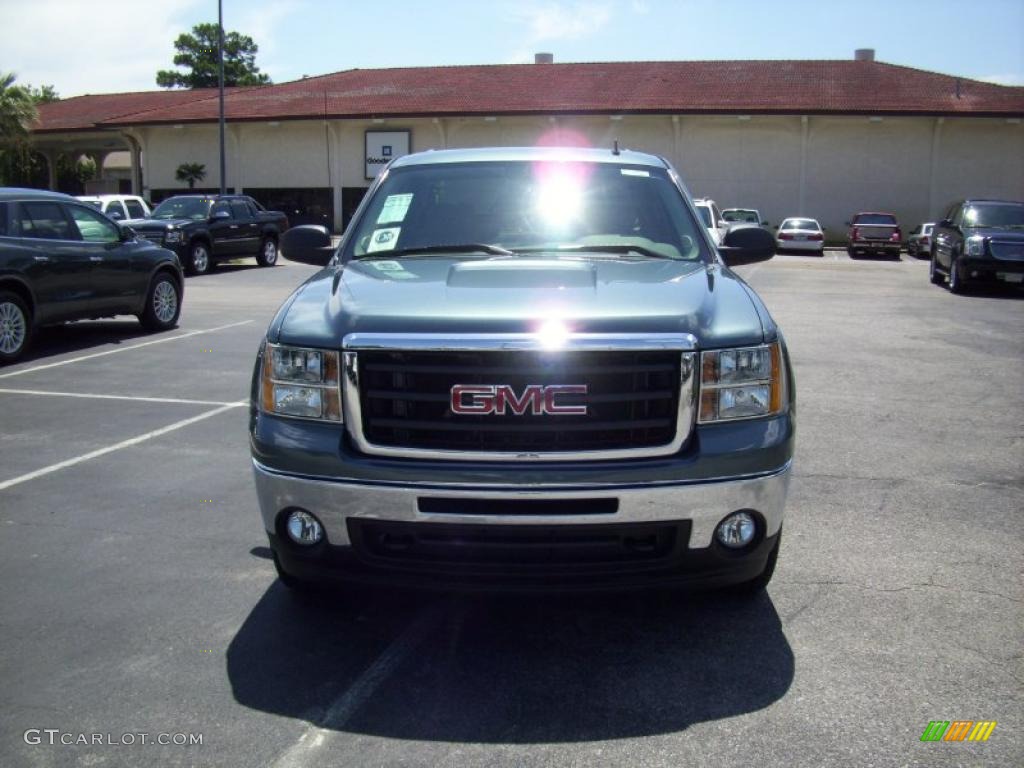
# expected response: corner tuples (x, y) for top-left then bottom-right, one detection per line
(359, 243), (515, 258)
(511, 244), (675, 259)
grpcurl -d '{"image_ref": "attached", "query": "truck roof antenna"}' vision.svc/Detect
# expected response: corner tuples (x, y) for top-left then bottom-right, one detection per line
(612, 140), (620, 156)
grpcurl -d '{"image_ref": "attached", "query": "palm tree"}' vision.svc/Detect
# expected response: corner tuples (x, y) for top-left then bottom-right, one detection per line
(175, 162), (206, 190)
(0, 72), (38, 147)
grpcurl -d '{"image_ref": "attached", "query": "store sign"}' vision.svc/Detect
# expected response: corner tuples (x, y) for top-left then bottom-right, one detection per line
(365, 131), (410, 179)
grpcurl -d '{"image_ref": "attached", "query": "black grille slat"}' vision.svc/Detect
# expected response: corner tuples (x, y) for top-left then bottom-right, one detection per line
(357, 349), (681, 453)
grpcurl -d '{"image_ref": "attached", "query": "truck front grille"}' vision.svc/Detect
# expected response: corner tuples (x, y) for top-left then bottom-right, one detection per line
(353, 349), (683, 455)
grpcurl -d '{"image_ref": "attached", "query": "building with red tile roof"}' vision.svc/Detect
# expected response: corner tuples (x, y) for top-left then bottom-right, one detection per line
(26, 54), (1024, 234)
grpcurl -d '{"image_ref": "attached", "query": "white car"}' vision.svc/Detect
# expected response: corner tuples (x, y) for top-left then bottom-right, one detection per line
(723, 208), (767, 226)
(776, 217), (825, 252)
(692, 198), (727, 245)
(75, 194), (151, 222)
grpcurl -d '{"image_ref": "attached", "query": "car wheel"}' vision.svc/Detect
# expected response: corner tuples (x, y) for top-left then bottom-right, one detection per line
(256, 237), (278, 267)
(729, 530), (782, 597)
(187, 242), (212, 276)
(0, 291), (32, 364)
(272, 551), (322, 595)
(948, 255), (967, 294)
(139, 273), (182, 331)
(929, 251), (945, 285)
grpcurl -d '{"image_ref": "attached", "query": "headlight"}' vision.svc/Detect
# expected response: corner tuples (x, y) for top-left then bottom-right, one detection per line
(965, 236), (985, 257)
(260, 343), (341, 421)
(164, 229), (182, 243)
(699, 343), (785, 423)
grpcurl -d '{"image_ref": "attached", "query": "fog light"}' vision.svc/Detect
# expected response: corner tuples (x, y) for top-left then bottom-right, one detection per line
(286, 509), (323, 545)
(716, 511), (756, 548)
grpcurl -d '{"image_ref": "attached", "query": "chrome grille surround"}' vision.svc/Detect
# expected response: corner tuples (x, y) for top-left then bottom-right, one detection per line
(341, 333), (697, 462)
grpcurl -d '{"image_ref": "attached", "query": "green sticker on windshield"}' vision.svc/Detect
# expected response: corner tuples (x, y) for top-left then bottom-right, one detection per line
(377, 194), (413, 224)
(367, 227), (400, 253)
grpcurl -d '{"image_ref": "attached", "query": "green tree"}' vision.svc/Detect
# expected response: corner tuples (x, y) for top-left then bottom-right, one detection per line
(24, 83), (60, 104)
(0, 71), (38, 146)
(156, 23), (271, 88)
(175, 162), (206, 189)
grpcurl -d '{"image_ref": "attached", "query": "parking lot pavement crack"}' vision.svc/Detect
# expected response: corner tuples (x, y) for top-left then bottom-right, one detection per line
(779, 579), (1022, 603)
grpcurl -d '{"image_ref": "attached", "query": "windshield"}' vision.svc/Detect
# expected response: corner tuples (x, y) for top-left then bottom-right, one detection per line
(151, 197), (213, 221)
(782, 219), (819, 230)
(963, 204), (1024, 228)
(723, 209), (759, 223)
(853, 213), (897, 225)
(345, 161), (707, 261)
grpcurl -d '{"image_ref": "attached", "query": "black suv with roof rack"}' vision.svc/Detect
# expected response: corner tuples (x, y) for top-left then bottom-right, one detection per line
(0, 188), (183, 363)
(929, 199), (1024, 293)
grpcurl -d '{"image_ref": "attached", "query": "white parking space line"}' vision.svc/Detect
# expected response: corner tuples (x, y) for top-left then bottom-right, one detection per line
(0, 401), (246, 492)
(0, 320), (253, 380)
(0, 388), (242, 407)
(271, 609), (441, 768)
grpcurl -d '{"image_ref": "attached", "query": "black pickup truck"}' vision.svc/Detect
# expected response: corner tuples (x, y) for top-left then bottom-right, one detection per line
(131, 195), (289, 275)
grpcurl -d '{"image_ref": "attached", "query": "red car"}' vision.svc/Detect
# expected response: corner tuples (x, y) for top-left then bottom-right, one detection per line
(846, 212), (902, 258)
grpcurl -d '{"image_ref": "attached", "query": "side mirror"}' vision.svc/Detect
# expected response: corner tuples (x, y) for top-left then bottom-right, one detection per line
(773, 224), (780, 230)
(716, 220), (728, 229)
(718, 225), (775, 267)
(938, 219), (952, 228)
(119, 225), (136, 242)
(844, 221), (851, 227)
(211, 210), (231, 221)
(281, 225), (334, 266)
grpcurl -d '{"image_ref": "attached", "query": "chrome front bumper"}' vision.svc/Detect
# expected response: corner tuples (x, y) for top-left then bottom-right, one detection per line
(252, 459), (792, 550)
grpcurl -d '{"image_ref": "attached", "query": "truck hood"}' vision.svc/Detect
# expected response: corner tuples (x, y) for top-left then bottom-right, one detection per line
(131, 218), (193, 230)
(271, 256), (769, 349)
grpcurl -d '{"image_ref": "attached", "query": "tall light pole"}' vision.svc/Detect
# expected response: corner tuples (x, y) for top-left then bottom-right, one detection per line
(217, 0), (226, 195)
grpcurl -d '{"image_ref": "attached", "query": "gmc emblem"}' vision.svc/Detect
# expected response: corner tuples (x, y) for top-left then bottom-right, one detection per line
(450, 384), (588, 416)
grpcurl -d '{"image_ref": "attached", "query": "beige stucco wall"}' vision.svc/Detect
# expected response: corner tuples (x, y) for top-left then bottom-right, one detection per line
(137, 114), (1024, 236)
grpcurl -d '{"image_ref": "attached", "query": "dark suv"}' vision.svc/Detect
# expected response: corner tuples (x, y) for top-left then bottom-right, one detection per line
(929, 199), (1024, 293)
(0, 188), (183, 363)
(846, 212), (902, 258)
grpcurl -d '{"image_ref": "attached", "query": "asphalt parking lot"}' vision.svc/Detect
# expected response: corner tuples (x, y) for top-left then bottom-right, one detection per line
(1, 250), (1021, 768)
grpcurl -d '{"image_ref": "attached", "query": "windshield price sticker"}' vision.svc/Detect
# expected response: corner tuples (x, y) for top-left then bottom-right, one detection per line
(366, 227), (401, 253)
(377, 194), (414, 224)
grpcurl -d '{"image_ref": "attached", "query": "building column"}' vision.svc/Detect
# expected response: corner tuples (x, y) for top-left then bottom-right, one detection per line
(798, 115), (809, 216)
(327, 121), (343, 234)
(122, 133), (143, 195)
(927, 117), (944, 218)
(40, 149), (59, 191)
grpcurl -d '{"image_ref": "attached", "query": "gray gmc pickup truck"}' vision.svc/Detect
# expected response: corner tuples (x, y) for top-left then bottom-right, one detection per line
(250, 147), (794, 594)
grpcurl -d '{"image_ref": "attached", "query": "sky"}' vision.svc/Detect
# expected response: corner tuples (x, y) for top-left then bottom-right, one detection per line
(2, 0), (1022, 97)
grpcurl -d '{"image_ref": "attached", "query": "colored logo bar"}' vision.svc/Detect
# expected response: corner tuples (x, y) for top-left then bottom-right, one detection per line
(920, 721), (997, 742)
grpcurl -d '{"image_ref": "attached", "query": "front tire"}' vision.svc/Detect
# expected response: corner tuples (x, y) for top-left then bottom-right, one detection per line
(256, 237), (278, 267)
(929, 251), (944, 285)
(186, 241), (212, 276)
(948, 255), (967, 294)
(0, 291), (32, 364)
(730, 531), (781, 596)
(139, 273), (182, 331)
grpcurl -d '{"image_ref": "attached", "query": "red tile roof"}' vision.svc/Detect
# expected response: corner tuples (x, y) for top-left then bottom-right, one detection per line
(34, 61), (1024, 132)
(33, 88), (242, 132)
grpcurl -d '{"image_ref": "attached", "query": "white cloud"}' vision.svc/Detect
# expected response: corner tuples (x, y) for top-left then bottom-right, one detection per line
(978, 73), (1024, 86)
(510, 1), (613, 47)
(231, 0), (305, 78)
(0, 0), (204, 96)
